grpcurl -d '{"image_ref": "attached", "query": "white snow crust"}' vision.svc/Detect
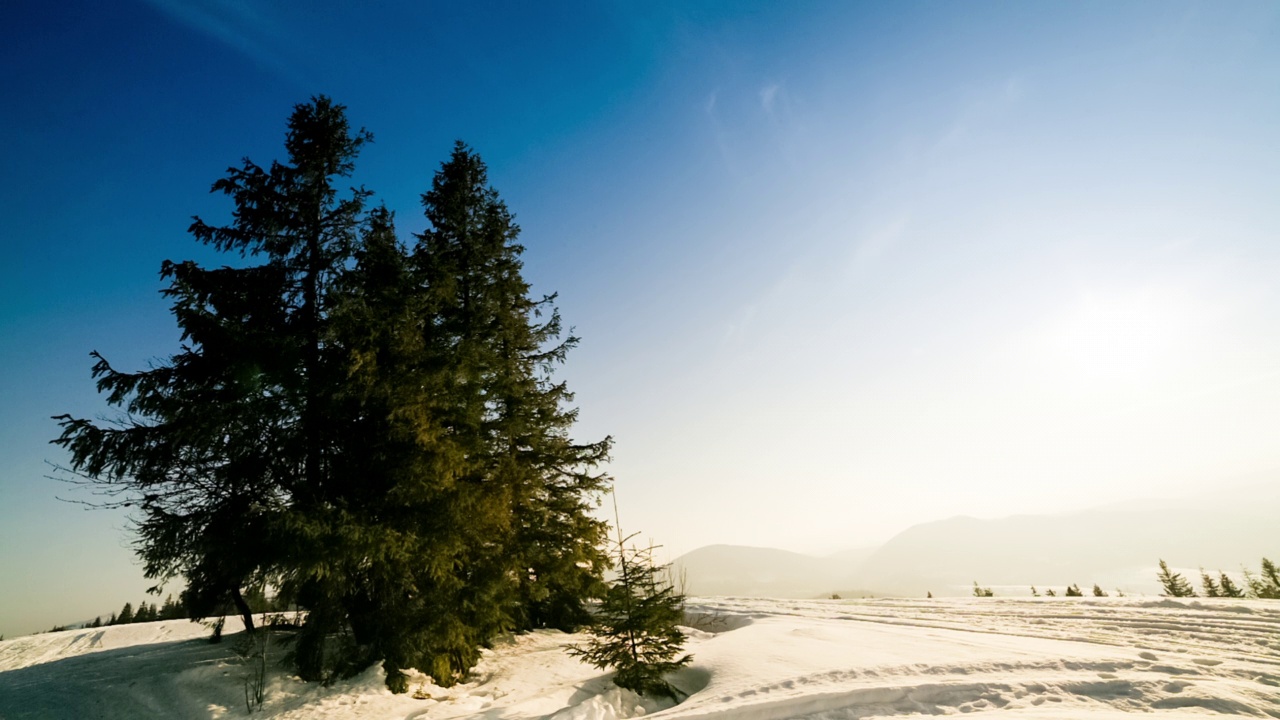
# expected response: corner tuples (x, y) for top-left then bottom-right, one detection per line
(1, 597), (1277, 719)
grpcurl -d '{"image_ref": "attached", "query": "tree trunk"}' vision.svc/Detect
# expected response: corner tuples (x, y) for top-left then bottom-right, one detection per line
(232, 585), (256, 633)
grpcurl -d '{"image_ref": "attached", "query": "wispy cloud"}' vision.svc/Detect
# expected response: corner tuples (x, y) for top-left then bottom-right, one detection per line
(759, 83), (780, 116)
(142, 0), (300, 81)
(934, 75), (1025, 151)
(845, 215), (910, 278)
(703, 88), (735, 170)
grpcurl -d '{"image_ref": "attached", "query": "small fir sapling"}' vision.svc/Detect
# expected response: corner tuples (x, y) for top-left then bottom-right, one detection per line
(1200, 569), (1221, 597)
(1157, 560), (1196, 598)
(1217, 572), (1245, 599)
(570, 497), (691, 700)
(1091, 584), (1108, 597)
(1246, 558), (1280, 598)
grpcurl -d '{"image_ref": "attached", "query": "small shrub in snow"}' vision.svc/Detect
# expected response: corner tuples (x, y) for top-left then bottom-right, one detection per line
(972, 582), (993, 598)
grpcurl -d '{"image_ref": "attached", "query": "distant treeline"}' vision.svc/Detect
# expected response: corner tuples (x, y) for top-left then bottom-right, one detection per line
(968, 556), (1279, 599)
(60, 587), (287, 633)
(1156, 557), (1280, 598)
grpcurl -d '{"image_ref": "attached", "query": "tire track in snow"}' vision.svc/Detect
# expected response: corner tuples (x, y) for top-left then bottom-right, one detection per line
(675, 597), (1280, 719)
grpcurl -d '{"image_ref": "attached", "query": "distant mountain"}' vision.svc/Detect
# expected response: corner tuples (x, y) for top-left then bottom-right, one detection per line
(857, 487), (1280, 597)
(671, 544), (874, 598)
(673, 482), (1279, 599)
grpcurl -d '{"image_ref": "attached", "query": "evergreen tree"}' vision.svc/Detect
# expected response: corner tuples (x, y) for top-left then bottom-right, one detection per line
(1064, 584), (1083, 597)
(117, 602), (134, 624)
(54, 97), (372, 643)
(571, 504), (690, 700)
(1200, 569), (1221, 597)
(1245, 558), (1280, 599)
(413, 143), (611, 637)
(52, 102), (610, 693)
(1030, 586), (1039, 597)
(972, 582), (993, 597)
(1218, 572), (1245, 599)
(53, 95), (372, 669)
(159, 594), (184, 620)
(1091, 584), (1107, 597)
(90, 616), (102, 628)
(332, 143), (614, 691)
(1156, 560), (1196, 597)
(1044, 589), (1056, 597)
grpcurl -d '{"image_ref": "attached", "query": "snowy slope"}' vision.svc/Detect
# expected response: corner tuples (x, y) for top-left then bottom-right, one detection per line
(1, 597), (1277, 719)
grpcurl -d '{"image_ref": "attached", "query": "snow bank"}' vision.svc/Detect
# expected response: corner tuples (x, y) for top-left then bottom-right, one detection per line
(1, 597), (1277, 719)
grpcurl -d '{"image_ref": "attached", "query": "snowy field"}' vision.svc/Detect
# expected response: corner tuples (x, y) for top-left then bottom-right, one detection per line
(1, 596), (1277, 719)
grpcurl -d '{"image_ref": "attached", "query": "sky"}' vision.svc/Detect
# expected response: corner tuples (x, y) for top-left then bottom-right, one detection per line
(2, 0), (1279, 637)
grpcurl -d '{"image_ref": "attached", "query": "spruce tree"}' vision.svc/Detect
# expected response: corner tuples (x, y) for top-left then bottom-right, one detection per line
(314, 143), (615, 691)
(1218, 571), (1245, 599)
(1245, 558), (1280, 599)
(1200, 569), (1221, 597)
(1156, 560), (1196, 597)
(413, 143), (611, 637)
(117, 602), (134, 624)
(54, 95), (372, 663)
(53, 103), (611, 693)
(1091, 584), (1107, 597)
(570, 502), (690, 700)
(1064, 584), (1083, 597)
(160, 595), (183, 620)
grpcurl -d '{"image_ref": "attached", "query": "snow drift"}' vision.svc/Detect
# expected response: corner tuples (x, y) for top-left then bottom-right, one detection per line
(1, 596), (1277, 719)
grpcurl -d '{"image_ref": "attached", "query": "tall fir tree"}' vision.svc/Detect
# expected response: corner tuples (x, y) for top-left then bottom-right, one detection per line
(371, 142), (613, 686)
(53, 103), (610, 693)
(54, 95), (371, 666)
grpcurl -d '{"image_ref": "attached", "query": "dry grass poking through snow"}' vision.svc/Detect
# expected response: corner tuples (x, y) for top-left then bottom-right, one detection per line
(1, 597), (1277, 719)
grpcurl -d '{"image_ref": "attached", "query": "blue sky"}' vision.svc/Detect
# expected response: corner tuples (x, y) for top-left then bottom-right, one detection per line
(3, 0), (1279, 636)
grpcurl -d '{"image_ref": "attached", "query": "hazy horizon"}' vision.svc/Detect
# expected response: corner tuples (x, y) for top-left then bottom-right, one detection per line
(3, 0), (1279, 638)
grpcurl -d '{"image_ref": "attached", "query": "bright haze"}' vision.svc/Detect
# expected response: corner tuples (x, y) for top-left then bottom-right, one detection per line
(2, 1), (1279, 637)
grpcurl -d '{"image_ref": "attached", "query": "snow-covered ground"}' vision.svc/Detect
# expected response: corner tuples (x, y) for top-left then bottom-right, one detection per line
(1, 596), (1277, 719)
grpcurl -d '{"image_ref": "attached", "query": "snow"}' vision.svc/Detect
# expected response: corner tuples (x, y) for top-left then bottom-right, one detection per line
(1, 597), (1277, 719)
